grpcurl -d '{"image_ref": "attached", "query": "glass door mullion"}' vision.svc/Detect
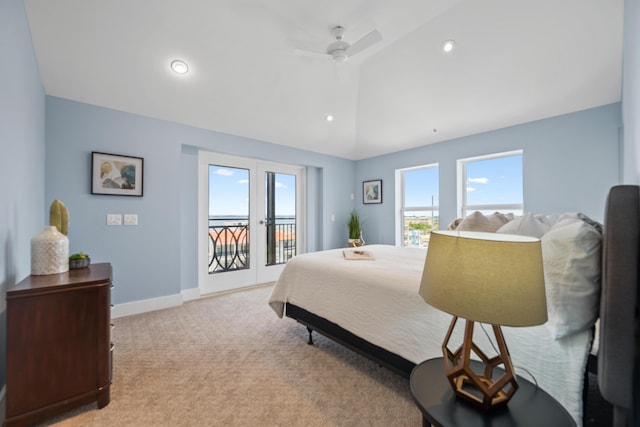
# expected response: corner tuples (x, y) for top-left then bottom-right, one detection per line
(265, 172), (276, 266)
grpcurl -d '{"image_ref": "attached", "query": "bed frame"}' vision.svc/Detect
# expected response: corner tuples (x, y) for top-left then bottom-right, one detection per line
(285, 303), (415, 377)
(285, 185), (639, 426)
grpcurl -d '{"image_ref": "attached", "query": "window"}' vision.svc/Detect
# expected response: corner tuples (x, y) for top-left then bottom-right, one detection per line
(396, 164), (439, 247)
(458, 150), (523, 217)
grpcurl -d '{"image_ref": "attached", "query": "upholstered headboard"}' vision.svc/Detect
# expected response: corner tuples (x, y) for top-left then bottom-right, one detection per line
(599, 185), (640, 427)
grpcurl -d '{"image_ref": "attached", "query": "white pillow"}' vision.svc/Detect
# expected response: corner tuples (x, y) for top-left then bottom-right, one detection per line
(456, 211), (510, 232)
(497, 212), (549, 238)
(541, 217), (601, 339)
(536, 212), (579, 228)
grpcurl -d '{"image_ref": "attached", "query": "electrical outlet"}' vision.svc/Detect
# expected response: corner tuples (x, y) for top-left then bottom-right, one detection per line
(107, 214), (122, 226)
(124, 214), (138, 226)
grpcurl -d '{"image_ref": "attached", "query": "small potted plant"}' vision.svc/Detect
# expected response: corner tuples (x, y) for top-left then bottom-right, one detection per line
(347, 210), (363, 247)
(69, 252), (91, 269)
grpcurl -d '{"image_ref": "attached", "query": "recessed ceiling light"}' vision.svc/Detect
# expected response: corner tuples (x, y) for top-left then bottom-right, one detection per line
(170, 60), (189, 74)
(442, 40), (456, 53)
(325, 114), (334, 122)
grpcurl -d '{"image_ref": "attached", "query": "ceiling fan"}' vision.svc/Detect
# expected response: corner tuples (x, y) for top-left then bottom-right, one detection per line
(294, 26), (383, 63)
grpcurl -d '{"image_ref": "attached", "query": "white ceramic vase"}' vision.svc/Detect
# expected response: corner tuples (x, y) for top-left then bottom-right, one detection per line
(31, 226), (69, 275)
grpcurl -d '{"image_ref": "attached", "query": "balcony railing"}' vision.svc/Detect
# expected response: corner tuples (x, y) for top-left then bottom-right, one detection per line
(208, 217), (296, 273)
(208, 224), (249, 273)
(266, 218), (296, 266)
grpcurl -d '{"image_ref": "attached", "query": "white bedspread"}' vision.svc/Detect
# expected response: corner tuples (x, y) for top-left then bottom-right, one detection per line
(269, 245), (592, 426)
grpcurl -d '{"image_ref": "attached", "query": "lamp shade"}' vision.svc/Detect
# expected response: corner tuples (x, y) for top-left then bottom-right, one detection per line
(419, 230), (547, 327)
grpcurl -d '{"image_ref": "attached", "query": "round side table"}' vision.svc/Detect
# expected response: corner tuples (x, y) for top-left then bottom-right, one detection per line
(410, 358), (576, 427)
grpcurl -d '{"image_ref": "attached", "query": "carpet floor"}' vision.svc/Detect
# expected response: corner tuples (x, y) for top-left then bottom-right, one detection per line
(38, 284), (613, 426)
(39, 284), (419, 426)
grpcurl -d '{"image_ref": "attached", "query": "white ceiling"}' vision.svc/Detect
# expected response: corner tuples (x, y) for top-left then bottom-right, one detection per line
(24, 0), (624, 160)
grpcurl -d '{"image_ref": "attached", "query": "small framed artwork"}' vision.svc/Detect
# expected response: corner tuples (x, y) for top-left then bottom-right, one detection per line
(91, 152), (144, 196)
(363, 179), (382, 204)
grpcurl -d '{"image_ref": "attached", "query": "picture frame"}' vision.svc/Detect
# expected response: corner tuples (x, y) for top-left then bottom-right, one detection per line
(91, 152), (144, 196)
(363, 179), (382, 204)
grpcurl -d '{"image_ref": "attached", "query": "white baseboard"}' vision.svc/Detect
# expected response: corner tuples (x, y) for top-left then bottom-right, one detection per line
(111, 294), (183, 319)
(111, 283), (273, 318)
(181, 287), (201, 302)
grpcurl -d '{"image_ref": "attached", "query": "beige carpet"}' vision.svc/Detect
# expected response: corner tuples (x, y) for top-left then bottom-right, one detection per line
(40, 284), (420, 427)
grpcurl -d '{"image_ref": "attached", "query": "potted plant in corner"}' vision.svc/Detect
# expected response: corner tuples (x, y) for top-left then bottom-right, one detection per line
(347, 210), (364, 247)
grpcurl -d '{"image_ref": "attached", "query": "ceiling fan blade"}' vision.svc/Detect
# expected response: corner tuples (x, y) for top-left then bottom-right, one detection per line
(346, 29), (382, 57)
(293, 48), (331, 60)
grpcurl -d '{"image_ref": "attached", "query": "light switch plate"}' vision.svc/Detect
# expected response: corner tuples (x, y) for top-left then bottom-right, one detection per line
(107, 214), (122, 226)
(124, 214), (138, 226)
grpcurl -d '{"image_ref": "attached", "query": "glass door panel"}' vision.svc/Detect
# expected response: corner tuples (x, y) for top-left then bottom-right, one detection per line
(257, 163), (303, 284)
(208, 165), (250, 273)
(198, 152), (257, 294)
(264, 171), (297, 267)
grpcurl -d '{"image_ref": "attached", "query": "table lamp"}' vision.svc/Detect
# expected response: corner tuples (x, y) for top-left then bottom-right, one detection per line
(419, 230), (547, 411)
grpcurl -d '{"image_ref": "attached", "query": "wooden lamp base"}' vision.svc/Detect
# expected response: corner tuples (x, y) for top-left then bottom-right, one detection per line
(441, 316), (519, 411)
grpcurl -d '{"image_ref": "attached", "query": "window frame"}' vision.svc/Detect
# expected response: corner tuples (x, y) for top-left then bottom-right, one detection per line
(457, 150), (523, 218)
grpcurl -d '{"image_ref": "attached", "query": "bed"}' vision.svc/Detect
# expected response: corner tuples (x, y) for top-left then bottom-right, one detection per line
(269, 185), (639, 427)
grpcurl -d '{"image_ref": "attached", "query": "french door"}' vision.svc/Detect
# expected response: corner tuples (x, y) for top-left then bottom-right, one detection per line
(198, 151), (305, 294)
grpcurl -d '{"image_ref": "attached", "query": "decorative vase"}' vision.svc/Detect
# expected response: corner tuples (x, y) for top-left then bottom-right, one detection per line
(31, 226), (69, 275)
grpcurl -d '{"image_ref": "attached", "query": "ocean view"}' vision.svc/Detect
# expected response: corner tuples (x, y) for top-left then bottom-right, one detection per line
(208, 215), (295, 226)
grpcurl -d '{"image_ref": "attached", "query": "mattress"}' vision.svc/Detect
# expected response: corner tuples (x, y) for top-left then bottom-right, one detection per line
(269, 244), (592, 426)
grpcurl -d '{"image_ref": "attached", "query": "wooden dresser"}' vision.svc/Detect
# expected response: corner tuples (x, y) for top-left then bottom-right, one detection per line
(5, 263), (113, 427)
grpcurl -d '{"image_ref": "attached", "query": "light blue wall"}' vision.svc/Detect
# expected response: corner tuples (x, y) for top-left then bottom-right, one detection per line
(45, 97), (355, 304)
(0, 0), (46, 419)
(355, 104), (621, 245)
(623, 0), (640, 183)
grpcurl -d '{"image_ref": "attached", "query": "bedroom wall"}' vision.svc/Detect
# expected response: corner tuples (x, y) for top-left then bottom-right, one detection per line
(0, 0), (46, 421)
(355, 104), (621, 245)
(623, 0), (640, 184)
(44, 96), (355, 305)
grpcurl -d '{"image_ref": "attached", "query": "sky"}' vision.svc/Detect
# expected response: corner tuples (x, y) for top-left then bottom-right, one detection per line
(209, 153), (522, 217)
(403, 153), (523, 213)
(208, 166), (296, 217)
(464, 154), (523, 206)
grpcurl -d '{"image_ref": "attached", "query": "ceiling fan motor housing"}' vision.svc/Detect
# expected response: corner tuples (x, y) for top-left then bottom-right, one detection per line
(328, 26), (349, 62)
(327, 43), (349, 62)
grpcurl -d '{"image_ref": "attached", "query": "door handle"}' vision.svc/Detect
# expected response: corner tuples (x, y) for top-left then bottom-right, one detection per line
(259, 220), (265, 225)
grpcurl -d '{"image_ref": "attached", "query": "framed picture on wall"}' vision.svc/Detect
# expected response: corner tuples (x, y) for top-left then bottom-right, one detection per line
(91, 152), (144, 196)
(363, 179), (382, 204)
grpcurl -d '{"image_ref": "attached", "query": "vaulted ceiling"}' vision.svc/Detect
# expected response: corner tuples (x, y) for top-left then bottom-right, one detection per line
(24, 0), (623, 160)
